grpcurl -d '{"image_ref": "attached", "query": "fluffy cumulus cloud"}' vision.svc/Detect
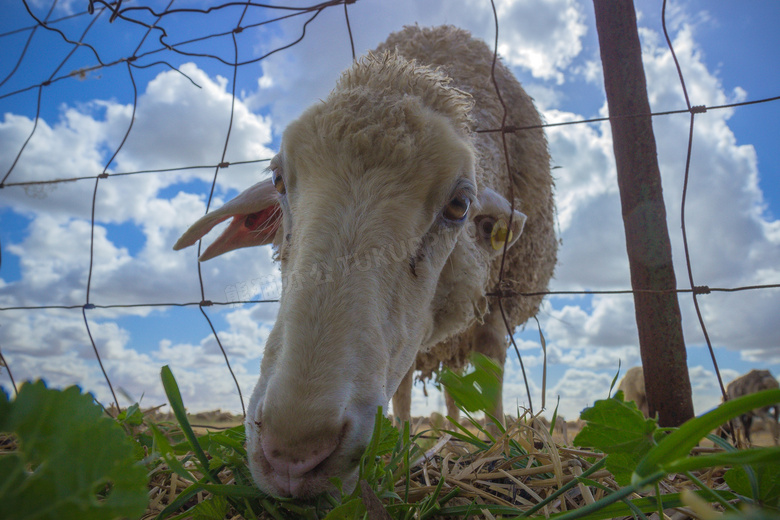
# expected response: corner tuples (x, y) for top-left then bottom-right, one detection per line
(544, 369), (615, 419)
(1, 1), (778, 418)
(1, 63), (274, 218)
(246, 0), (590, 129)
(640, 23), (779, 359)
(493, 0), (587, 83)
(0, 304), (270, 413)
(0, 54), (279, 411)
(539, 18), (779, 352)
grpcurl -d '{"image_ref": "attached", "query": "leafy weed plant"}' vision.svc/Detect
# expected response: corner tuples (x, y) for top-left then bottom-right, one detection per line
(2, 360), (779, 519)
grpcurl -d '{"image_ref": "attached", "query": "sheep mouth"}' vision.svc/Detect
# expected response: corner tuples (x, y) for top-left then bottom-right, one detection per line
(250, 431), (365, 499)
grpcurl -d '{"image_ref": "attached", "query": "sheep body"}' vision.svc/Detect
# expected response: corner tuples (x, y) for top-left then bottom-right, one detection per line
(617, 366), (649, 417)
(378, 25), (557, 422)
(724, 369), (779, 443)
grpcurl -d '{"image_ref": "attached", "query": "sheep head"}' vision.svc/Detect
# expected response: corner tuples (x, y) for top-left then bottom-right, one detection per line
(173, 53), (527, 498)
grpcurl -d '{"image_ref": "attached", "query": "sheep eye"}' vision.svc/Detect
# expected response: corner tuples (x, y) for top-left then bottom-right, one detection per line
(443, 193), (470, 221)
(272, 169), (286, 195)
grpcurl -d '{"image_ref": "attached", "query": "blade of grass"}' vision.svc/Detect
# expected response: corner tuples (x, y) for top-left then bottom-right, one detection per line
(608, 363), (622, 397)
(437, 487), (460, 507)
(663, 446), (780, 474)
(542, 489), (738, 520)
(532, 469), (665, 520)
(207, 427), (247, 455)
(575, 477), (650, 520)
(418, 468), (447, 519)
(149, 422), (196, 482)
(518, 457), (608, 518)
(196, 483), (265, 498)
(154, 480), (208, 520)
(261, 499), (287, 520)
(441, 420), (490, 450)
(438, 503), (530, 517)
(684, 471), (740, 514)
(160, 365), (219, 484)
(403, 421), (411, 502)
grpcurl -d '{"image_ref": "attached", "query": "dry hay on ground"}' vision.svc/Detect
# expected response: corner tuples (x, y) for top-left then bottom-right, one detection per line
(141, 414), (737, 520)
(0, 407), (765, 519)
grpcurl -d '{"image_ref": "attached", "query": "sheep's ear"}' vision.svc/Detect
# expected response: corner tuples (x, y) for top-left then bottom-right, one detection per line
(173, 178), (281, 261)
(473, 187), (526, 255)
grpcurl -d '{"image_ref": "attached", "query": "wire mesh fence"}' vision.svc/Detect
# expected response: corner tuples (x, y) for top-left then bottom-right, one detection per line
(1, 0), (778, 419)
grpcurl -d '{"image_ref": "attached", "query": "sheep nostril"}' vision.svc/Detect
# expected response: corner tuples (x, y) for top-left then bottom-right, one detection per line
(261, 429), (341, 480)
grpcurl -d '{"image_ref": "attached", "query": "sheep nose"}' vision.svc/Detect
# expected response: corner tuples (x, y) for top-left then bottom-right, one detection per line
(261, 431), (340, 496)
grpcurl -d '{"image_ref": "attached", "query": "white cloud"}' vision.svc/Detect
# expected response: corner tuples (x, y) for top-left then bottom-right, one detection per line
(493, 0), (587, 83)
(537, 18), (780, 364)
(643, 25), (780, 359)
(117, 64), (273, 178)
(544, 368), (615, 420)
(0, 62), (275, 223)
(2, 0), (778, 420)
(543, 297), (640, 353)
(0, 59), (281, 412)
(6, 216), (132, 305)
(1, 61), (280, 307)
(0, 304), (270, 413)
(546, 112), (617, 232)
(245, 0), (589, 129)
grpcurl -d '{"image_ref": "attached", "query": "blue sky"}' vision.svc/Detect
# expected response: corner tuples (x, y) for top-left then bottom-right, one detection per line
(1, 0), (778, 421)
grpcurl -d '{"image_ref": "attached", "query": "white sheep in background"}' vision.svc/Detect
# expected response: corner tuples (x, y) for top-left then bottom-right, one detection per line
(722, 369), (779, 444)
(174, 25), (556, 498)
(617, 366), (649, 417)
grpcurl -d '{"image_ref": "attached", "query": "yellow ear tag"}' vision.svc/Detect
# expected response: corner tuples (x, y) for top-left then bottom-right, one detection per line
(490, 219), (513, 250)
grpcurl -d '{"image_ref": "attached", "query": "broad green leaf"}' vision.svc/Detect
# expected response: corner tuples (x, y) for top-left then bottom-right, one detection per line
(321, 497), (365, 520)
(167, 496), (228, 520)
(665, 446), (780, 475)
(725, 460), (780, 508)
(0, 381), (148, 520)
(439, 353), (502, 413)
(720, 508), (780, 520)
(373, 413), (399, 458)
(117, 403), (144, 427)
(573, 393), (657, 486)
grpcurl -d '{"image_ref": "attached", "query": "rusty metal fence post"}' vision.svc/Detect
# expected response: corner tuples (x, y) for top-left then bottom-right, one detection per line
(593, 0), (694, 426)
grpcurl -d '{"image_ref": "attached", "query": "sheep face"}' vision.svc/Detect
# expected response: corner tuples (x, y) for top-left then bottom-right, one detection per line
(173, 53), (527, 498)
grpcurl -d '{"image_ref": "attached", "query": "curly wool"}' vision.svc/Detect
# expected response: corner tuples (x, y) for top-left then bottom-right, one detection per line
(374, 25), (558, 379)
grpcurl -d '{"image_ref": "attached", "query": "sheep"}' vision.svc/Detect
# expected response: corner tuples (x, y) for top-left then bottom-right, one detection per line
(616, 366), (649, 417)
(721, 369), (779, 444)
(173, 25), (557, 498)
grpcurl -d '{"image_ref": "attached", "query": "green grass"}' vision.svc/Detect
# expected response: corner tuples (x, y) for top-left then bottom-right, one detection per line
(1, 358), (779, 519)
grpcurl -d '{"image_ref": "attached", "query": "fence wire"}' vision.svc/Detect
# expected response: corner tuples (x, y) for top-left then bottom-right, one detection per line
(0, 0), (778, 417)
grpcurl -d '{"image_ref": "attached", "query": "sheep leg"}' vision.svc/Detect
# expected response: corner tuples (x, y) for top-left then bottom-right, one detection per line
(444, 387), (460, 426)
(735, 413), (755, 444)
(392, 362), (415, 425)
(773, 405), (780, 445)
